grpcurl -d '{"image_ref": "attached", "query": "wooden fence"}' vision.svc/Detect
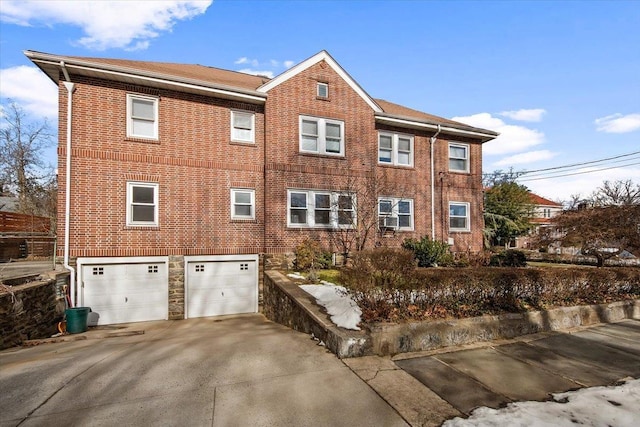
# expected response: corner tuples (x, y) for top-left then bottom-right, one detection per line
(0, 211), (51, 235)
(1, 212), (54, 260)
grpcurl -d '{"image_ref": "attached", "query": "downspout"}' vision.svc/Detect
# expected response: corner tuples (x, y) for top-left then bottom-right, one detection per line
(61, 61), (77, 306)
(430, 125), (441, 240)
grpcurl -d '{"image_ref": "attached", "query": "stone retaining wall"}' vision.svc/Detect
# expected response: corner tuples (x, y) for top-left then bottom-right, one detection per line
(265, 271), (640, 358)
(0, 272), (68, 350)
(263, 271), (370, 358)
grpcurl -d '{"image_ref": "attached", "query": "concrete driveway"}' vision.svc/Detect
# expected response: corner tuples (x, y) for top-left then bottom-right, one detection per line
(0, 315), (407, 427)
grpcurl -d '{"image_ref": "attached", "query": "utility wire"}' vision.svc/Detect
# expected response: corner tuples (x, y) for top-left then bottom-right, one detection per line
(518, 161), (640, 182)
(518, 154), (640, 179)
(519, 150), (640, 175)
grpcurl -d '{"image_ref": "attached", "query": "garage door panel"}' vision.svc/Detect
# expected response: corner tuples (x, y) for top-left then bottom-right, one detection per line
(186, 258), (257, 319)
(81, 260), (168, 326)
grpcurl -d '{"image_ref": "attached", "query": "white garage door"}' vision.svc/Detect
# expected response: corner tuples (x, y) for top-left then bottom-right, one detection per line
(79, 257), (168, 326)
(185, 255), (258, 318)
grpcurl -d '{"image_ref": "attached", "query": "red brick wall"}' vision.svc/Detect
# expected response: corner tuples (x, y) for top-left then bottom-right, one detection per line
(57, 76), (265, 257)
(57, 63), (486, 258)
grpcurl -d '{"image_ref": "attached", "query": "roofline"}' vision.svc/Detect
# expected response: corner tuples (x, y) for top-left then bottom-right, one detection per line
(257, 50), (383, 113)
(24, 50), (267, 104)
(375, 113), (499, 142)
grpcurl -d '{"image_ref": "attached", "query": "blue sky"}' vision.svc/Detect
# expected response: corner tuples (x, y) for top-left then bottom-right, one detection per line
(1, 0), (638, 202)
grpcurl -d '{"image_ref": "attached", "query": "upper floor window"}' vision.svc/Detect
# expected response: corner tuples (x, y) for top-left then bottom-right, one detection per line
(378, 132), (414, 167)
(231, 189), (255, 220)
(378, 197), (413, 230)
(299, 116), (344, 156)
(449, 143), (469, 173)
(317, 82), (328, 98)
(126, 182), (159, 226)
(231, 110), (255, 143)
(449, 202), (470, 232)
(288, 190), (355, 228)
(127, 94), (158, 140)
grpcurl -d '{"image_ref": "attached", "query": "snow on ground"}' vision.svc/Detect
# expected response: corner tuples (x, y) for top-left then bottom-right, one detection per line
(443, 377), (640, 427)
(287, 273), (306, 280)
(299, 282), (362, 330)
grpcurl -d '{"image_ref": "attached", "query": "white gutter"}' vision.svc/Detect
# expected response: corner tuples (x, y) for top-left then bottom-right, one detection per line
(61, 61), (76, 307)
(430, 125), (441, 240)
(25, 52), (266, 104)
(375, 115), (497, 142)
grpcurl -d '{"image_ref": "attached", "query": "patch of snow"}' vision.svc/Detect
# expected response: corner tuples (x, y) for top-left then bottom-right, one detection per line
(300, 283), (362, 330)
(443, 377), (640, 427)
(287, 273), (306, 280)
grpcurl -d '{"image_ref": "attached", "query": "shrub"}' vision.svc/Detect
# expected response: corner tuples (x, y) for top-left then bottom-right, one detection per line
(339, 248), (417, 291)
(341, 266), (640, 323)
(402, 236), (451, 267)
(294, 239), (331, 271)
(489, 249), (528, 267)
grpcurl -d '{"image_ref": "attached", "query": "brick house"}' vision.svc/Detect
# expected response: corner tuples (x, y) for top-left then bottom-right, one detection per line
(26, 50), (497, 325)
(514, 192), (564, 249)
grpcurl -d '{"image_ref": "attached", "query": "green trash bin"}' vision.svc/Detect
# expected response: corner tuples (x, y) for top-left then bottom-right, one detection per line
(66, 307), (91, 334)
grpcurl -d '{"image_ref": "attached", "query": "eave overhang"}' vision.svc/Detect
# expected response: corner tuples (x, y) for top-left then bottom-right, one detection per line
(24, 50), (267, 104)
(375, 113), (499, 143)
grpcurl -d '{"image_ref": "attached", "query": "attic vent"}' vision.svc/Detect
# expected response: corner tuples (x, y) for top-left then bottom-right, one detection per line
(317, 82), (328, 98)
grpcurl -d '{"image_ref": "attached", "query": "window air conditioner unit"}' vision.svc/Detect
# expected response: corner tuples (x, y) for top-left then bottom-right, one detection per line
(379, 216), (399, 229)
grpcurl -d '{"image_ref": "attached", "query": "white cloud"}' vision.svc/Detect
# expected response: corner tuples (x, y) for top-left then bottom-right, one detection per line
(452, 113), (545, 155)
(0, 0), (212, 51)
(594, 113), (640, 133)
(494, 150), (558, 166)
(499, 108), (546, 122)
(0, 65), (58, 119)
(521, 166), (640, 203)
(235, 57), (295, 74)
(237, 69), (275, 78)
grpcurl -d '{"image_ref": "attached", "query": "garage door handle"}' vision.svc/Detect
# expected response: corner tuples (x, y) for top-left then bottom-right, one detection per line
(125, 297), (128, 303)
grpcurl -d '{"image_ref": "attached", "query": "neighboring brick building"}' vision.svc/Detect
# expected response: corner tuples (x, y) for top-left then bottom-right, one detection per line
(27, 50), (497, 325)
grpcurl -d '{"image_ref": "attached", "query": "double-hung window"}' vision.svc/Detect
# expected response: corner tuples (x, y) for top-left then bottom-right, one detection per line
(378, 132), (413, 167)
(231, 110), (255, 143)
(378, 198), (413, 230)
(126, 182), (159, 226)
(231, 189), (255, 220)
(449, 143), (469, 173)
(449, 202), (470, 232)
(299, 116), (344, 156)
(127, 94), (158, 139)
(288, 190), (356, 228)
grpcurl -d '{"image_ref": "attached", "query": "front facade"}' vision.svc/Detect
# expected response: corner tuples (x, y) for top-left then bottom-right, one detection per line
(27, 50), (497, 325)
(515, 192), (564, 249)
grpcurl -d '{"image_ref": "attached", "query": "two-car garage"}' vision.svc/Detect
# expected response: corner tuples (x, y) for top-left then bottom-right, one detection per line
(77, 255), (258, 326)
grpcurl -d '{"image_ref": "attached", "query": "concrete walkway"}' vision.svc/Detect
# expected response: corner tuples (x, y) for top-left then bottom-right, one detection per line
(344, 319), (640, 426)
(0, 315), (407, 427)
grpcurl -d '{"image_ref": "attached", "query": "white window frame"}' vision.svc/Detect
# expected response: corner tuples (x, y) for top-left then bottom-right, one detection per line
(231, 189), (255, 220)
(299, 115), (345, 156)
(126, 182), (159, 226)
(317, 82), (328, 98)
(126, 94), (158, 140)
(230, 110), (255, 143)
(449, 142), (470, 173)
(449, 201), (470, 232)
(287, 189), (356, 228)
(378, 132), (414, 167)
(377, 197), (414, 231)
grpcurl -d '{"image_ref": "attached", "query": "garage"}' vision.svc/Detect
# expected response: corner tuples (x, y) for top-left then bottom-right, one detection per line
(185, 254), (258, 318)
(77, 257), (169, 326)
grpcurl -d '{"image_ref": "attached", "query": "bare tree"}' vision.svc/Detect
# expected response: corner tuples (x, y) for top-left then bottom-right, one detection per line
(590, 179), (640, 206)
(0, 102), (54, 216)
(538, 204), (640, 266)
(328, 171), (410, 259)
